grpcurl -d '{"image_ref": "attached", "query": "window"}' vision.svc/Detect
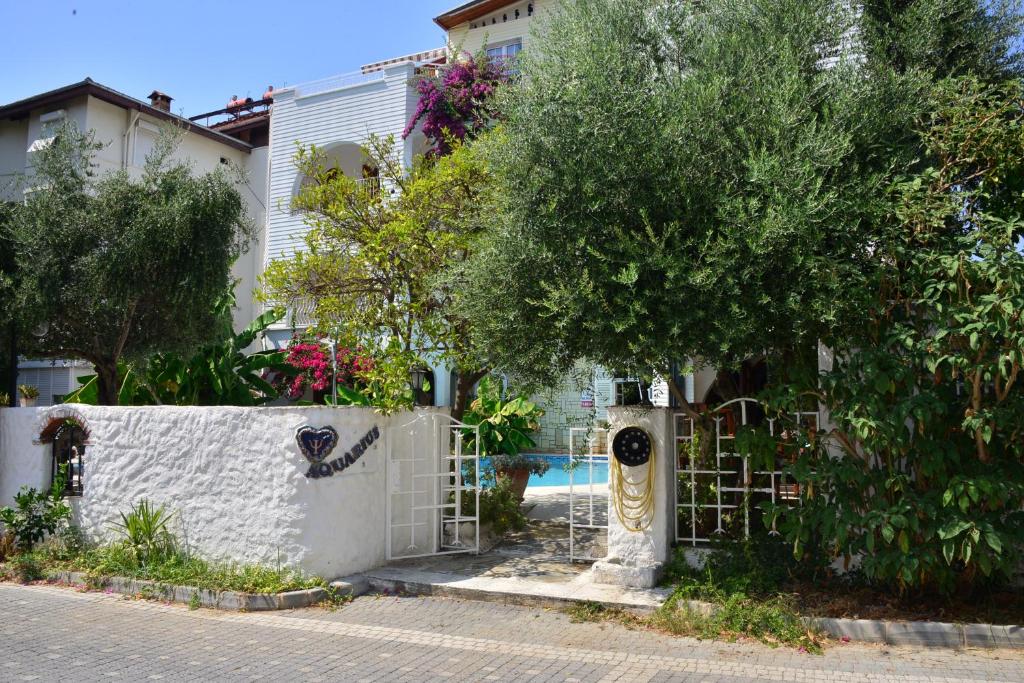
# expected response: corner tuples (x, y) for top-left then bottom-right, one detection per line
(486, 40), (523, 62)
(614, 379), (646, 406)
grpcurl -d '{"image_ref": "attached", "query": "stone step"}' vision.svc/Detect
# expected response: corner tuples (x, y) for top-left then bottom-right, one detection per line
(353, 566), (670, 614)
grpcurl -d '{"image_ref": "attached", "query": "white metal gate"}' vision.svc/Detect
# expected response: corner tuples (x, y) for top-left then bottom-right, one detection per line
(386, 412), (481, 560)
(674, 398), (818, 546)
(567, 427), (609, 562)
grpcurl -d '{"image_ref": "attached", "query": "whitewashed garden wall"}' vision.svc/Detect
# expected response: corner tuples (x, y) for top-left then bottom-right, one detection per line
(0, 405), (442, 579)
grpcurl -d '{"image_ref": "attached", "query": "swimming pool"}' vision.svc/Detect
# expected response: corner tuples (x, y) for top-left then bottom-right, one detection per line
(481, 454), (609, 488)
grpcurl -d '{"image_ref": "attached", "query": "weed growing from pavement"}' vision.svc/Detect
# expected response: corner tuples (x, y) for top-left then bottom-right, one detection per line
(563, 537), (826, 651)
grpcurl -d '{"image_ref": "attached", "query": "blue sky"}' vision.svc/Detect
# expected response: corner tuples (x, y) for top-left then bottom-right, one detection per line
(1, 0), (456, 116)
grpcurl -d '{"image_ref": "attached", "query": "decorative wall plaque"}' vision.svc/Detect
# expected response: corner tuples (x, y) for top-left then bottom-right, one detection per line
(296, 424), (380, 479)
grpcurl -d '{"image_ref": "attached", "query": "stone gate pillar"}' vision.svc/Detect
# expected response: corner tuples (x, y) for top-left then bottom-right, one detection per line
(592, 406), (675, 588)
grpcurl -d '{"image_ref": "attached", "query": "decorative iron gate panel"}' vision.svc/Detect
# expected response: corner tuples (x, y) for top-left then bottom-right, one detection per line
(567, 427), (609, 562)
(386, 413), (481, 560)
(674, 398), (818, 546)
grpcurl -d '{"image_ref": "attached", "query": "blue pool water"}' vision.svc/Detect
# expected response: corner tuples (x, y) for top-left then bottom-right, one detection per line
(481, 454), (609, 488)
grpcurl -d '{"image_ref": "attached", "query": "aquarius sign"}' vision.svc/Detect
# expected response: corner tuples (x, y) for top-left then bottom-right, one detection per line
(295, 424), (381, 479)
(295, 426), (339, 464)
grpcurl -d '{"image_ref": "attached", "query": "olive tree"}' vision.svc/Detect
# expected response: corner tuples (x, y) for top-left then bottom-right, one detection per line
(12, 123), (253, 405)
(457, 0), (1020, 419)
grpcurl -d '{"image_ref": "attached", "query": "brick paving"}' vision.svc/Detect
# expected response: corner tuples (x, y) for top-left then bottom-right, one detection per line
(1, 583), (1022, 682)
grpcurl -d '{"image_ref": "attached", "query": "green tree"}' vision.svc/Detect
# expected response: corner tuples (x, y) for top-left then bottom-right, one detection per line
(457, 0), (1020, 419)
(11, 122), (254, 404)
(0, 202), (18, 406)
(65, 293), (291, 407)
(260, 135), (492, 417)
(767, 78), (1024, 595)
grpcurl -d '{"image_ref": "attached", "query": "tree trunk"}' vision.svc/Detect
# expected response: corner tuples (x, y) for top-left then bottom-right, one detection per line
(451, 369), (489, 421)
(95, 360), (120, 406)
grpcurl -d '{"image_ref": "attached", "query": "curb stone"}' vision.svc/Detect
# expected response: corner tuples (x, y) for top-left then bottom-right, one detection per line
(362, 572), (1022, 650)
(687, 599), (1021, 650)
(42, 571), (327, 612)
(331, 574), (371, 598)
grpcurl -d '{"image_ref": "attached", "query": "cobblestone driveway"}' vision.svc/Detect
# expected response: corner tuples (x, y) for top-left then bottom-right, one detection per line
(1, 583), (1021, 682)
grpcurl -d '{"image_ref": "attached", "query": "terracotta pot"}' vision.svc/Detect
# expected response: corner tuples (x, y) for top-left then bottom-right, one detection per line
(19, 397), (36, 408)
(497, 468), (531, 502)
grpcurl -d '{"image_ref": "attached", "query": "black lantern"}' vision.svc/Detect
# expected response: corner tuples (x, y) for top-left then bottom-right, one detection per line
(410, 367), (435, 406)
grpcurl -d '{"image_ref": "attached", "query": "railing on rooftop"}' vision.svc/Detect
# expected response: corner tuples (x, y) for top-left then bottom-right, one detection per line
(189, 98), (272, 128)
(293, 69), (385, 99)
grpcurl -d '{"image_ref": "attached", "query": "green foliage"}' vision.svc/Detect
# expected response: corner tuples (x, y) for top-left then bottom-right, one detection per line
(458, 0), (935, 390)
(479, 474), (528, 536)
(111, 500), (176, 566)
(861, 0), (1023, 80)
(75, 544), (325, 595)
(260, 135), (493, 415)
(16, 384), (38, 399)
(64, 298), (291, 406)
(9, 121), (254, 404)
(7, 551), (45, 583)
(13, 503), (327, 595)
(460, 377), (545, 457)
(653, 590), (821, 652)
(766, 78), (1024, 596)
(0, 466), (71, 551)
(656, 538), (822, 650)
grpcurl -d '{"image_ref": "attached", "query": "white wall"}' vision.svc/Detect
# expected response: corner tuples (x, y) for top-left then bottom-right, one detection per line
(0, 405), (440, 579)
(266, 63), (417, 265)
(0, 408), (50, 506)
(446, 0), (557, 55)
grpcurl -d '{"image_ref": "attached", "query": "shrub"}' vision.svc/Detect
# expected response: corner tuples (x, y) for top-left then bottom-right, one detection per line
(0, 531), (15, 562)
(111, 500), (176, 566)
(0, 466), (71, 551)
(17, 384), (39, 400)
(458, 463), (528, 536)
(8, 552), (45, 583)
(657, 537), (822, 650)
(461, 377), (545, 457)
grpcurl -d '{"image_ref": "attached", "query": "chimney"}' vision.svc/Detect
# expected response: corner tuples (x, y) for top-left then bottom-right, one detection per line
(148, 90), (173, 112)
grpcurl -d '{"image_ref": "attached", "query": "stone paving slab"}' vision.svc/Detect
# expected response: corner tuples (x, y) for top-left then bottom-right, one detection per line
(2, 582), (1023, 682)
(362, 564), (670, 613)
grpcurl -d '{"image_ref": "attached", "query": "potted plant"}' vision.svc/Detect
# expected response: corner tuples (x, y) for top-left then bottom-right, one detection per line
(488, 453), (550, 502)
(18, 385), (39, 407)
(461, 377), (548, 502)
(0, 392), (8, 408)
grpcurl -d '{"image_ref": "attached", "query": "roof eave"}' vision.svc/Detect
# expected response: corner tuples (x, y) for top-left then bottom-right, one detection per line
(0, 79), (252, 153)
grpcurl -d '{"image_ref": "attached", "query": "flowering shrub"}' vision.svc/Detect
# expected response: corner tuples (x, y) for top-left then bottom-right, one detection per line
(276, 337), (374, 400)
(403, 51), (512, 156)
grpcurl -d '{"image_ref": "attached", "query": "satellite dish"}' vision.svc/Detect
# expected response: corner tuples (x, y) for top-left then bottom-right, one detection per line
(31, 321), (49, 337)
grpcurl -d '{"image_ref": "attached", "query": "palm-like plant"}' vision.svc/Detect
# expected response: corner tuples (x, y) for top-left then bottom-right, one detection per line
(64, 300), (295, 406)
(111, 500), (175, 566)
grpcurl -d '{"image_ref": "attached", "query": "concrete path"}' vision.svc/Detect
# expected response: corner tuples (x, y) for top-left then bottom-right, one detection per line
(2, 582), (1022, 682)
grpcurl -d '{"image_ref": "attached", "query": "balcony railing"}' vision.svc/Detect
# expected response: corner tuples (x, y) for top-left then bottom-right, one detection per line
(294, 70), (385, 99)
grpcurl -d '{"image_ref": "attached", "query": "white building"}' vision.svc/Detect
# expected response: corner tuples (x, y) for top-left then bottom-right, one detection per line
(1, 1), (708, 434)
(0, 78), (268, 405)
